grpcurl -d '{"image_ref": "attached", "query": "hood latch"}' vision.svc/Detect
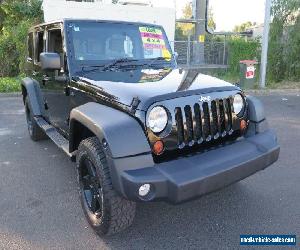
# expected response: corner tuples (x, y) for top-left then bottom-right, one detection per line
(130, 96), (141, 115)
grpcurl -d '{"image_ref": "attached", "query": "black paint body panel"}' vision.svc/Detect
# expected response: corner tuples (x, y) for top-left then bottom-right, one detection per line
(22, 19), (280, 203)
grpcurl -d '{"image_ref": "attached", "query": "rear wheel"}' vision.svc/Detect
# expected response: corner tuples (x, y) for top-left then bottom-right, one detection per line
(25, 97), (47, 141)
(77, 137), (136, 236)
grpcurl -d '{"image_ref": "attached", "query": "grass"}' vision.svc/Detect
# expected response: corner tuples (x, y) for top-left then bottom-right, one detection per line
(267, 80), (300, 89)
(0, 76), (21, 93)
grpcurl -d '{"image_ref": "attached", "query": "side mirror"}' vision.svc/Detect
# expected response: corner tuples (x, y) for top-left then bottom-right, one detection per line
(40, 52), (61, 71)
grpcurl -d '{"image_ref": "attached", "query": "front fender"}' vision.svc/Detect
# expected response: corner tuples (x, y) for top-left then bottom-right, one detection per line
(69, 102), (152, 159)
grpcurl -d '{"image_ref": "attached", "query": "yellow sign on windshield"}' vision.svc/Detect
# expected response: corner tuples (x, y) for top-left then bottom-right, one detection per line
(139, 26), (172, 60)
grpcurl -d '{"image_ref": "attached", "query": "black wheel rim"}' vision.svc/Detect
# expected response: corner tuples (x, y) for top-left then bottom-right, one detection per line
(25, 104), (33, 136)
(79, 157), (104, 219)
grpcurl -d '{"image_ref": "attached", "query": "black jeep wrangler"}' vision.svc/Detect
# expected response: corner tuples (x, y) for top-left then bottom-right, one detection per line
(22, 19), (280, 236)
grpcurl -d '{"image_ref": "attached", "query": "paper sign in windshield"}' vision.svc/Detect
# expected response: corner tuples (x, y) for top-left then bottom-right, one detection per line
(139, 27), (171, 58)
(140, 27), (165, 47)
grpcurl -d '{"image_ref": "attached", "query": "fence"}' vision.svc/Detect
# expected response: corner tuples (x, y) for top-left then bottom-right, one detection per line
(170, 40), (229, 69)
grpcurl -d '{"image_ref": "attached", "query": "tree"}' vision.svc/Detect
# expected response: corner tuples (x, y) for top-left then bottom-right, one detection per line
(177, 2), (194, 37)
(233, 21), (256, 33)
(268, 0), (300, 82)
(175, 24), (186, 41)
(176, 2), (216, 40)
(207, 7), (216, 31)
(0, 0), (43, 76)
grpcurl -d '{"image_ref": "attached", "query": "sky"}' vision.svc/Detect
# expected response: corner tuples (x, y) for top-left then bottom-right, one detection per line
(152, 0), (265, 31)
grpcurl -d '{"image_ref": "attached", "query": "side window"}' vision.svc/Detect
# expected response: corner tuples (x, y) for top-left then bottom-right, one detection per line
(48, 29), (63, 55)
(27, 33), (34, 60)
(35, 31), (44, 63)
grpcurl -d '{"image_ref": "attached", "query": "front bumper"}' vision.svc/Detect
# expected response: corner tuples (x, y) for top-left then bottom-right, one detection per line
(120, 130), (280, 203)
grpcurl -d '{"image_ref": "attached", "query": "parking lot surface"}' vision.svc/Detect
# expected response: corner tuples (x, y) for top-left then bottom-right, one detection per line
(0, 93), (299, 249)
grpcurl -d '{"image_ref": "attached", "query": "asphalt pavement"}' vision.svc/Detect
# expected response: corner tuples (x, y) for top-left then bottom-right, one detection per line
(0, 93), (299, 250)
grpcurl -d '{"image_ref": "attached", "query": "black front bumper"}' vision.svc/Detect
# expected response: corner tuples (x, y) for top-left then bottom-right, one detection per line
(120, 130), (280, 203)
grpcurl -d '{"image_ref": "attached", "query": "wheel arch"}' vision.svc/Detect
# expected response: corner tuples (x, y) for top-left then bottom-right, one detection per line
(69, 102), (152, 159)
(20, 77), (45, 116)
(69, 119), (99, 154)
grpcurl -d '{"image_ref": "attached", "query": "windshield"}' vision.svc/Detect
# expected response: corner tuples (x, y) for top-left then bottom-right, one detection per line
(67, 21), (173, 65)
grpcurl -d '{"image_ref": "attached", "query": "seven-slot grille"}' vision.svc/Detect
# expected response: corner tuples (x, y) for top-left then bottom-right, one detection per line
(175, 98), (235, 148)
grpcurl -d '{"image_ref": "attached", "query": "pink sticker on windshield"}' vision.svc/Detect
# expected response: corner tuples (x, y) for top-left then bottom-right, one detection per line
(140, 32), (163, 39)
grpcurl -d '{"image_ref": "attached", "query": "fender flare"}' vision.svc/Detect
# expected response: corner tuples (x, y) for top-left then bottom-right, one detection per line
(70, 103), (154, 197)
(69, 102), (152, 159)
(246, 96), (268, 137)
(21, 77), (45, 116)
(246, 95), (265, 123)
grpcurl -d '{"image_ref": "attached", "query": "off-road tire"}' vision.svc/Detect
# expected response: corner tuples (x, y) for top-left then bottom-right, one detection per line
(25, 97), (47, 141)
(76, 137), (136, 236)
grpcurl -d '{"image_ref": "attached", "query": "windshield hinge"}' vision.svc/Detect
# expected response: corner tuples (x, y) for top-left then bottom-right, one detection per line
(130, 96), (141, 115)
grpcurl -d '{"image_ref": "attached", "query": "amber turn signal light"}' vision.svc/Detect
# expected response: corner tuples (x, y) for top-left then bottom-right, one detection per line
(240, 120), (247, 132)
(153, 140), (164, 155)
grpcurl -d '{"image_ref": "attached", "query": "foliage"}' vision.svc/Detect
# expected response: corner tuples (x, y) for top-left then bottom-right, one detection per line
(268, 0), (300, 83)
(175, 23), (186, 41)
(207, 7), (216, 31)
(0, 77), (21, 92)
(227, 37), (261, 75)
(176, 2), (194, 37)
(0, 0), (43, 77)
(233, 21), (256, 33)
(176, 3), (216, 40)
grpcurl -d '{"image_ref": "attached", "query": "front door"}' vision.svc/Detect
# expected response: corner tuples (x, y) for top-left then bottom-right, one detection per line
(42, 28), (70, 135)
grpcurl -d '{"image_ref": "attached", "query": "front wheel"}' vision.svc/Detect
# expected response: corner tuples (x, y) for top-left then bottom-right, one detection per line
(76, 137), (136, 236)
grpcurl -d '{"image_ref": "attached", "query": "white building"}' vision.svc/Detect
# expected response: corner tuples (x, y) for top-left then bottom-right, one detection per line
(42, 0), (176, 44)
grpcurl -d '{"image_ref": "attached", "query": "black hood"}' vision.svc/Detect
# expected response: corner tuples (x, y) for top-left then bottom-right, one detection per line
(78, 67), (239, 111)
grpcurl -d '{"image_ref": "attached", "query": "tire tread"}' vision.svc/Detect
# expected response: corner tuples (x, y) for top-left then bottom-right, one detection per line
(77, 137), (136, 236)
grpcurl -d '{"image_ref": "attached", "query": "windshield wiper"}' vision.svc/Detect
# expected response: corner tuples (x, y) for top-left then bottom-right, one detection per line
(82, 64), (105, 72)
(81, 58), (139, 74)
(103, 58), (139, 71)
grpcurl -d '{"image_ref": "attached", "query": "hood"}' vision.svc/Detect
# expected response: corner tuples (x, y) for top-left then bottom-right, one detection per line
(78, 67), (239, 111)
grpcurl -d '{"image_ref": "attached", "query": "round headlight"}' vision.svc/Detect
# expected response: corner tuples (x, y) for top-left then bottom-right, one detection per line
(148, 106), (168, 133)
(233, 94), (245, 115)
